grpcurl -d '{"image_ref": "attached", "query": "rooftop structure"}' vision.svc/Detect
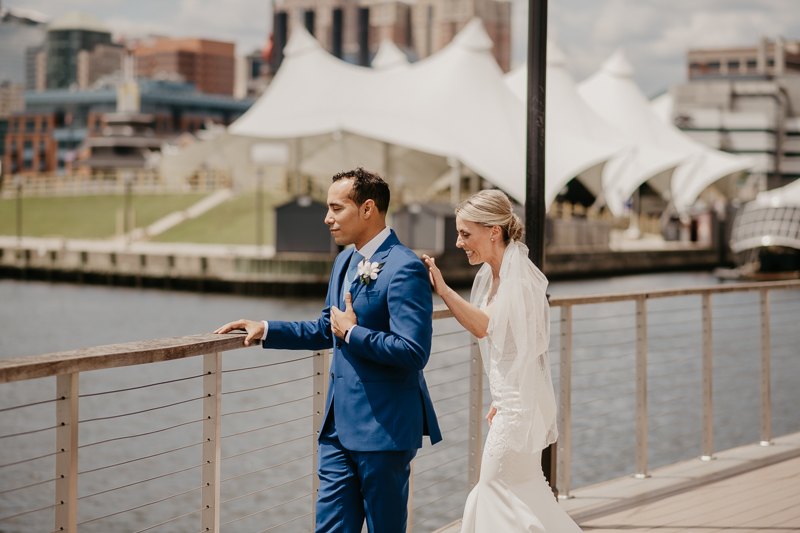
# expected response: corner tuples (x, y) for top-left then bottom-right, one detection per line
(45, 12), (115, 89)
(133, 38), (236, 96)
(271, 0), (511, 71)
(688, 36), (800, 80)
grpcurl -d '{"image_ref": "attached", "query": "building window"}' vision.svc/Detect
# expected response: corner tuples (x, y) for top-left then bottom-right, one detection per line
(23, 140), (33, 169)
(41, 120), (48, 132)
(708, 61), (721, 70)
(768, 59), (775, 67)
(728, 60), (740, 69)
(690, 62), (701, 69)
(25, 119), (35, 132)
(747, 60), (757, 69)
(95, 118), (102, 132)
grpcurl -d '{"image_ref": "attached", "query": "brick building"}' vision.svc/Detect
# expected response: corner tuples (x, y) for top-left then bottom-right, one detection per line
(272, 0), (511, 71)
(3, 113), (57, 174)
(133, 38), (236, 96)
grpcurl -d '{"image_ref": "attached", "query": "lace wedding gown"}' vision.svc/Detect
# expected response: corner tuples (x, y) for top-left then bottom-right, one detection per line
(460, 241), (582, 533)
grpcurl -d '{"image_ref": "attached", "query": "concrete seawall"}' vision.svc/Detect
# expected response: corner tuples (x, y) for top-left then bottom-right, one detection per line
(0, 238), (723, 296)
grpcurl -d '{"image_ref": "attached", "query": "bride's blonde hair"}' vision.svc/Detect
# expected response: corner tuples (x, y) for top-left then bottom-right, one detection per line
(455, 190), (524, 242)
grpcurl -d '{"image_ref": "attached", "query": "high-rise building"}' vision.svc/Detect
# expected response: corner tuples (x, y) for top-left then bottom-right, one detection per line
(271, 0), (511, 71)
(667, 37), (800, 189)
(687, 37), (800, 80)
(133, 38), (236, 96)
(45, 12), (116, 89)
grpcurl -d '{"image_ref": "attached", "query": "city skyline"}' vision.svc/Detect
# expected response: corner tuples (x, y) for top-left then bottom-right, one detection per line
(4, 0), (800, 96)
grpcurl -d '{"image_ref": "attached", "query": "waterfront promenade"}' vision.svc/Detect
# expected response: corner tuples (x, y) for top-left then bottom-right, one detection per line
(1, 278), (798, 533)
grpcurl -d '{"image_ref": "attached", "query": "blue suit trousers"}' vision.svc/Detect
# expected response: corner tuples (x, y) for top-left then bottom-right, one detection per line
(315, 412), (416, 533)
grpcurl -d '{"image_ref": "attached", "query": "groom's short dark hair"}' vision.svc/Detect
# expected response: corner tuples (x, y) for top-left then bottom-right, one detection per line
(332, 167), (390, 213)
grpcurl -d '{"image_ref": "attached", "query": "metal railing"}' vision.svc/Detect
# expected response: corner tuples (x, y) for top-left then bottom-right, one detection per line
(0, 169), (231, 198)
(1, 279), (799, 532)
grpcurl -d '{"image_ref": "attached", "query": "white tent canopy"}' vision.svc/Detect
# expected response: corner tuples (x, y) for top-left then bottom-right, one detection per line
(505, 40), (627, 209)
(578, 50), (753, 214)
(230, 19), (527, 203)
(372, 39), (410, 71)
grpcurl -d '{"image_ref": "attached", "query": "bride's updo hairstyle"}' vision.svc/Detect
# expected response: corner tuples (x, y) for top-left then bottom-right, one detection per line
(455, 190), (524, 242)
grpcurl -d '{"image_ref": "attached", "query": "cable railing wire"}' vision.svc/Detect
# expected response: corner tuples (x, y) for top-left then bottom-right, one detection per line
(412, 500), (465, 528)
(414, 468), (470, 494)
(79, 395), (204, 424)
(221, 414), (312, 440)
(221, 453), (313, 484)
(79, 373), (205, 398)
(79, 418), (204, 449)
(222, 433), (313, 462)
(0, 397), (59, 413)
(222, 375), (312, 396)
(220, 472), (313, 506)
(0, 424), (58, 440)
(78, 463), (203, 501)
(223, 395), (314, 417)
(253, 511), (315, 533)
(0, 476), (57, 496)
(0, 501), (59, 522)
(414, 452), (469, 478)
(219, 491), (314, 527)
(78, 440), (204, 475)
(221, 354), (315, 374)
(130, 507), (204, 533)
(0, 449), (59, 469)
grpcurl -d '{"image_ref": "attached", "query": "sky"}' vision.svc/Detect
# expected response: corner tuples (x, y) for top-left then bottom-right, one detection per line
(6, 0), (800, 96)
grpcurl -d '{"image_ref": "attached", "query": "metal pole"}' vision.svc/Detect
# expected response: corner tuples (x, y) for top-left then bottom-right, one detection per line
(701, 293), (714, 461)
(16, 178), (22, 247)
(255, 169), (263, 251)
(468, 338), (484, 489)
(556, 305), (572, 499)
(202, 352), (223, 532)
(525, 0), (548, 270)
(525, 0), (550, 489)
(634, 297), (649, 478)
(312, 349), (330, 528)
(759, 290), (772, 446)
(55, 373), (79, 533)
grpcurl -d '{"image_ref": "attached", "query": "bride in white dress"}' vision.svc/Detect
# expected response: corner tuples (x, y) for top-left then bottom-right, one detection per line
(423, 190), (582, 533)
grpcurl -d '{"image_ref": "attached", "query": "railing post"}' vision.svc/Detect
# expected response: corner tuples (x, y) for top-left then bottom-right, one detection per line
(557, 305), (572, 499)
(201, 352), (222, 532)
(406, 460), (414, 533)
(635, 296), (649, 478)
(701, 293), (714, 461)
(468, 337), (483, 489)
(760, 289), (772, 446)
(55, 373), (79, 533)
(312, 349), (331, 527)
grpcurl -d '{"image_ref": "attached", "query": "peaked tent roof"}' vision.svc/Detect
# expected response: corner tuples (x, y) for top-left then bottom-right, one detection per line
(230, 19), (528, 203)
(372, 40), (410, 70)
(507, 40), (635, 211)
(578, 49), (753, 213)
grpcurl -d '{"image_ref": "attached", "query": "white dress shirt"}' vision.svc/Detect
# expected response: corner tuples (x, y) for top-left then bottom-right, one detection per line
(261, 226), (391, 343)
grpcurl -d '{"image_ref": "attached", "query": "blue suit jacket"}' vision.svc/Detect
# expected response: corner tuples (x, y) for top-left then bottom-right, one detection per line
(263, 230), (442, 451)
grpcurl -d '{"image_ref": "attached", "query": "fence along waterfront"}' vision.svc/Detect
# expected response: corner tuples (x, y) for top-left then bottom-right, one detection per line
(1, 280), (799, 532)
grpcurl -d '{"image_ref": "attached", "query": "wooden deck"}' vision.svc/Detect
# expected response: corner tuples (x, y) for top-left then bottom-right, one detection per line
(581, 455), (800, 533)
(434, 431), (800, 533)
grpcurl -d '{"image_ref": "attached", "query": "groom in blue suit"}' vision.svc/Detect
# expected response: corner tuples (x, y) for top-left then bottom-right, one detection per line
(215, 168), (441, 532)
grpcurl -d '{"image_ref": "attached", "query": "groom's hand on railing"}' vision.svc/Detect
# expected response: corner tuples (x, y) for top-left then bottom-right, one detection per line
(214, 319), (265, 346)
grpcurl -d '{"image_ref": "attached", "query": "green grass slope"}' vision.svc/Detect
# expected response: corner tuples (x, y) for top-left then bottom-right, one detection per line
(0, 194), (207, 239)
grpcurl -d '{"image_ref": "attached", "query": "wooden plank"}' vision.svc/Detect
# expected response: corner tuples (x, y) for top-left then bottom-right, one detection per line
(0, 332), (258, 384)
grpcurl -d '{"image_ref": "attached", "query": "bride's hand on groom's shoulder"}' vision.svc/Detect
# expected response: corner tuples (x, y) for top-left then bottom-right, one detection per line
(422, 255), (447, 297)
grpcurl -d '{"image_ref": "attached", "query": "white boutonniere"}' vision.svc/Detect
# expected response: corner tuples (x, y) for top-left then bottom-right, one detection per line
(357, 258), (385, 286)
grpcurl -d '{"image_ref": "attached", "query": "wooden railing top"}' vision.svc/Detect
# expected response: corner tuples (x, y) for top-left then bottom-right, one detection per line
(3, 279), (799, 384)
(0, 332), (256, 384)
